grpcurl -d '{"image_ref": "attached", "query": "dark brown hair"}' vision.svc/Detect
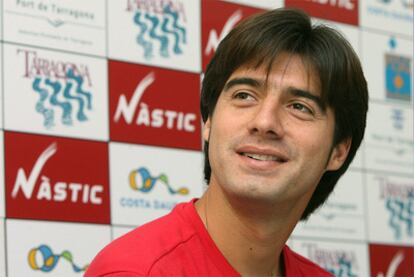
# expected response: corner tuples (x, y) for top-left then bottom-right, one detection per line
(200, 8), (368, 220)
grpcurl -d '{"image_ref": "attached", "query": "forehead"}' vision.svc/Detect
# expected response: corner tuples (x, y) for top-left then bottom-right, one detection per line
(227, 54), (322, 96)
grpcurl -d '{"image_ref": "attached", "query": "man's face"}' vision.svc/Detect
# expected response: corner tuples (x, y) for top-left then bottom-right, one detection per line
(203, 54), (350, 208)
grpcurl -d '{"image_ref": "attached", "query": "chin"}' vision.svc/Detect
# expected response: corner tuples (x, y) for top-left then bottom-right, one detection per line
(229, 184), (284, 202)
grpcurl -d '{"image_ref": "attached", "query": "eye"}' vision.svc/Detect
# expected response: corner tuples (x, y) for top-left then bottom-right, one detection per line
(233, 91), (254, 101)
(290, 103), (313, 114)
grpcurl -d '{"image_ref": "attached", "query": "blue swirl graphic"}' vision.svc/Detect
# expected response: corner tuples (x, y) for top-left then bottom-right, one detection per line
(45, 79), (72, 125)
(67, 68), (92, 110)
(386, 192), (414, 240)
(65, 69), (92, 121)
(161, 13), (181, 54)
(33, 78), (54, 129)
(63, 69), (91, 122)
(325, 256), (357, 277)
(31, 69), (92, 128)
(134, 12), (153, 59)
(145, 14), (169, 57)
(133, 4), (187, 60)
(164, 5), (186, 44)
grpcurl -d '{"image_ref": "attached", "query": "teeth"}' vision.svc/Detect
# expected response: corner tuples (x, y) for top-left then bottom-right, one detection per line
(243, 153), (281, 161)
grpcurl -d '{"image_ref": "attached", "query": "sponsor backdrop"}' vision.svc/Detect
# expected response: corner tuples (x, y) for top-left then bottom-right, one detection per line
(0, 0), (412, 276)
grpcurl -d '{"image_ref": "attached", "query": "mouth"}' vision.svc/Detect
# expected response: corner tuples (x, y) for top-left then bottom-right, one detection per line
(236, 144), (289, 166)
(240, 152), (286, 162)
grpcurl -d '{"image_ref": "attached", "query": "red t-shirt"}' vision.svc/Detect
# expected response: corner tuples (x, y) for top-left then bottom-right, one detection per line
(86, 200), (332, 276)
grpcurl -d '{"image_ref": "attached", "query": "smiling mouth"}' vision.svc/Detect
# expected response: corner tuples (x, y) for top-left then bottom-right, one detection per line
(240, 152), (286, 162)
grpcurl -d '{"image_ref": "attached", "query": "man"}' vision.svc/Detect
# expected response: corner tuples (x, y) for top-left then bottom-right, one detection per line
(86, 8), (368, 276)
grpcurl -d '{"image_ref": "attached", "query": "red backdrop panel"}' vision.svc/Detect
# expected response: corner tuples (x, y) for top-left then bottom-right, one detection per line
(285, 0), (358, 26)
(109, 61), (202, 150)
(202, 0), (264, 71)
(5, 131), (110, 224)
(369, 244), (414, 277)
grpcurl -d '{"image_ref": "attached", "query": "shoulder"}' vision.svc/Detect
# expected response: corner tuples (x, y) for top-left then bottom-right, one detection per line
(283, 245), (333, 277)
(86, 202), (196, 276)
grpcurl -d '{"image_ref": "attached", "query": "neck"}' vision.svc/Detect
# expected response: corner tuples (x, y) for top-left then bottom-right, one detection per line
(195, 182), (306, 277)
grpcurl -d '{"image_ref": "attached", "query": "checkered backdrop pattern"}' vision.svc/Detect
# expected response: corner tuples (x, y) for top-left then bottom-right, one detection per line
(0, 0), (413, 276)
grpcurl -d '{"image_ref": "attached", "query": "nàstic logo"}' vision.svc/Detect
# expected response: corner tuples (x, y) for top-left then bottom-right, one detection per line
(28, 244), (88, 273)
(113, 72), (196, 133)
(285, 0), (358, 25)
(17, 48), (93, 129)
(370, 244), (414, 277)
(5, 132), (110, 223)
(11, 143), (102, 204)
(126, 0), (187, 60)
(204, 9), (241, 57)
(201, 0), (263, 70)
(110, 61), (201, 150)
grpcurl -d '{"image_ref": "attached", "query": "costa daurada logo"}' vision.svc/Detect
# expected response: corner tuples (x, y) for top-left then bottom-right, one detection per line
(129, 167), (189, 195)
(28, 244), (88, 273)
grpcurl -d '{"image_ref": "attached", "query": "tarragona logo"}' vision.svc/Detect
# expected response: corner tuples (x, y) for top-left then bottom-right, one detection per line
(126, 0), (187, 60)
(129, 167), (189, 195)
(114, 71), (196, 132)
(18, 49), (93, 129)
(11, 143), (103, 204)
(28, 244), (88, 273)
(379, 177), (414, 240)
(303, 243), (358, 277)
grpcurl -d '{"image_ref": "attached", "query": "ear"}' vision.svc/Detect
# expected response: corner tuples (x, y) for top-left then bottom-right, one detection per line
(203, 118), (211, 142)
(326, 138), (352, 171)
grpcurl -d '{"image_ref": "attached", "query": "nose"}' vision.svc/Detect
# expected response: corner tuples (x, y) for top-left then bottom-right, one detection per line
(246, 95), (285, 139)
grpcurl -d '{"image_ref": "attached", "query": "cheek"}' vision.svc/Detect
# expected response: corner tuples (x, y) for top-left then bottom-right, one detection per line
(208, 121), (235, 163)
(295, 129), (331, 158)
(210, 115), (234, 141)
(207, 123), (224, 155)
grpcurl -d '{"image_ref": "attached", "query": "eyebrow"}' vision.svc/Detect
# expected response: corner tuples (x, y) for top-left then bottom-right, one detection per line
(287, 87), (326, 112)
(223, 77), (264, 91)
